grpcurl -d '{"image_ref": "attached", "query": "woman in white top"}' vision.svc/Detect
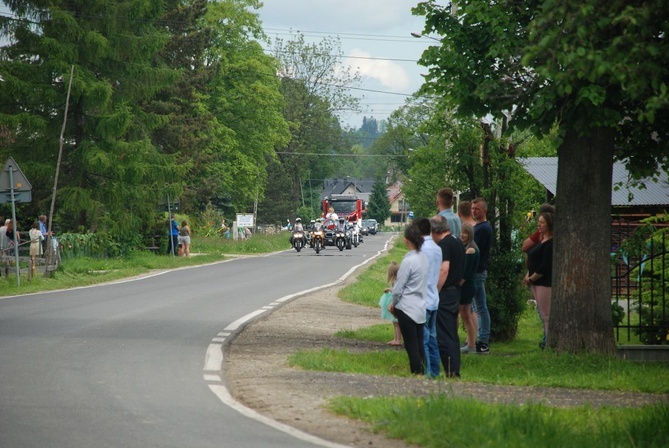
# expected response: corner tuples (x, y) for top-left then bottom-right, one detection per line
(389, 224), (429, 375)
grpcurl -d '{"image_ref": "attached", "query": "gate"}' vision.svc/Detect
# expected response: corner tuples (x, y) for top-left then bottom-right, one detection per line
(611, 216), (669, 344)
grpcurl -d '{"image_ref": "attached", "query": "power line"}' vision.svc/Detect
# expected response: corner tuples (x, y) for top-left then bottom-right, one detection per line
(276, 151), (406, 157)
(264, 47), (418, 63)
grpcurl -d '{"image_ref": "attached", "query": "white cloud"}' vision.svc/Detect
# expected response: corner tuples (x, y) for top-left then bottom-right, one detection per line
(346, 49), (410, 92)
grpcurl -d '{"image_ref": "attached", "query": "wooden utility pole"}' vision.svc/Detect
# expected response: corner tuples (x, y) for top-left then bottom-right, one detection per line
(45, 65), (74, 277)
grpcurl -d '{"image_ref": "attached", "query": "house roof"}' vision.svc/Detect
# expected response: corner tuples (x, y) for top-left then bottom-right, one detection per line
(519, 157), (669, 206)
(320, 178), (375, 201)
(386, 181), (403, 203)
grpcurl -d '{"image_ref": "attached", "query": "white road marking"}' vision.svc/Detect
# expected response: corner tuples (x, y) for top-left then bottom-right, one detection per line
(224, 309), (267, 332)
(205, 236), (395, 447)
(203, 343), (223, 372)
(208, 384), (350, 448)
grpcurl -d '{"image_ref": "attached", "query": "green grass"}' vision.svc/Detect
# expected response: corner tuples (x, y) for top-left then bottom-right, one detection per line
(0, 233), (291, 297)
(294, 236), (669, 395)
(338, 236), (405, 307)
(329, 395), (669, 448)
(290, 306), (669, 394)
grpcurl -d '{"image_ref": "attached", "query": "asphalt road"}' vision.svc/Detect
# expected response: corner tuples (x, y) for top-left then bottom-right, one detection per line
(0, 235), (391, 448)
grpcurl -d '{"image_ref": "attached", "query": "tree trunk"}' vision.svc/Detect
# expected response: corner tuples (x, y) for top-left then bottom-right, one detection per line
(550, 127), (617, 355)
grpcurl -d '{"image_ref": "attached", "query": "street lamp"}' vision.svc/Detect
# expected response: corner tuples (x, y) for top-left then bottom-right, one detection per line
(411, 32), (441, 42)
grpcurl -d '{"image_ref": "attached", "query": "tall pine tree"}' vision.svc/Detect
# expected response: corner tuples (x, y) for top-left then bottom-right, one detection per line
(367, 178), (391, 224)
(0, 0), (181, 236)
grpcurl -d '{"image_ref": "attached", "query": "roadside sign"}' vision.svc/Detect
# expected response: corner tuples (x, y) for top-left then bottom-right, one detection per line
(236, 214), (254, 228)
(408, 211), (414, 218)
(1, 191), (31, 203)
(0, 157), (32, 203)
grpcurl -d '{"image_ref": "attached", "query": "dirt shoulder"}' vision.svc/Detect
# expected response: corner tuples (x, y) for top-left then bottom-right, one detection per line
(223, 273), (669, 448)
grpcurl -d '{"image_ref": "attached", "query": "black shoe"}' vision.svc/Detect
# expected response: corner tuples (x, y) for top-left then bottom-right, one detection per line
(475, 341), (490, 355)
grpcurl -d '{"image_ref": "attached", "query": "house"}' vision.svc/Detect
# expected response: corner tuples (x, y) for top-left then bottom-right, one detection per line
(320, 178), (374, 204)
(385, 180), (410, 228)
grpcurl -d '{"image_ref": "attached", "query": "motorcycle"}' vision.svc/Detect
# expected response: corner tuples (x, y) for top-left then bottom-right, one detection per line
(310, 228), (324, 254)
(290, 230), (307, 252)
(334, 228), (347, 251)
(350, 224), (360, 248)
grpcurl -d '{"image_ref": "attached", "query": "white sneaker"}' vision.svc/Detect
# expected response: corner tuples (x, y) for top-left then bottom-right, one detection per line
(460, 345), (475, 354)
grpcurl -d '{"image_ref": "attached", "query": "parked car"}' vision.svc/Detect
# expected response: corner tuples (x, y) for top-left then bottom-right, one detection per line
(362, 219), (378, 235)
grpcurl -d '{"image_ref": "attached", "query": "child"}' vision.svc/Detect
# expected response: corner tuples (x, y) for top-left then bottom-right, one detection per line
(378, 261), (402, 346)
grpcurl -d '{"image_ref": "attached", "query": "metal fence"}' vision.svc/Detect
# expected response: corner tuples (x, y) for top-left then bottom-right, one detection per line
(611, 217), (669, 344)
(0, 237), (60, 279)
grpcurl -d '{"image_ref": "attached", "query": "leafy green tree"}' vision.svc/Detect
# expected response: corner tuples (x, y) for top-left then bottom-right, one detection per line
(256, 156), (293, 225)
(367, 179), (391, 224)
(149, 0), (289, 216)
(269, 33), (361, 221)
(415, 0), (669, 354)
(356, 116), (381, 148)
(203, 0), (289, 213)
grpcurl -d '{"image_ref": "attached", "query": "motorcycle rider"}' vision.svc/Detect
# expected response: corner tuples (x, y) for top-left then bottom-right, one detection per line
(326, 206), (338, 221)
(290, 218), (305, 246)
(336, 217), (347, 232)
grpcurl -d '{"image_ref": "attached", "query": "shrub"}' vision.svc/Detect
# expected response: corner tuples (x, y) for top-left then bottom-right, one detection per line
(487, 249), (528, 342)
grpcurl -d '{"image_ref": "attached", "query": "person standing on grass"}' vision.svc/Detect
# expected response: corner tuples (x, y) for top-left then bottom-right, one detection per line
(430, 215), (465, 378)
(437, 188), (461, 243)
(414, 217), (442, 378)
(522, 203), (555, 349)
(457, 200), (477, 228)
(179, 220), (191, 257)
(39, 214), (50, 254)
(378, 261), (402, 346)
(471, 198), (492, 355)
(459, 223), (480, 354)
(522, 203), (555, 254)
(524, 211), (554, 349)
(167, 213), (179, 256)
(388, 224), (429, 375)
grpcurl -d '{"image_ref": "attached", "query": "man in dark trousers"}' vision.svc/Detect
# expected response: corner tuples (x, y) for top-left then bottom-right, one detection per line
(430, 214), (465, 377)
(471, 198), (493, 354)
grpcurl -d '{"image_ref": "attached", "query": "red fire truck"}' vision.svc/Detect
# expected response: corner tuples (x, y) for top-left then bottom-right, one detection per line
(322, 194), (365, 223)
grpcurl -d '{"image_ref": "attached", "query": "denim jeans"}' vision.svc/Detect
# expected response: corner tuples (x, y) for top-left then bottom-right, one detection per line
(423, 309), (440, 378)
(473, 270), (491, 344)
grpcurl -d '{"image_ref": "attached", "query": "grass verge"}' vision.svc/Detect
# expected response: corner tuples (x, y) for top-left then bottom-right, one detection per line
(329, 395), (669, 448)
(0, 233), (290, 296)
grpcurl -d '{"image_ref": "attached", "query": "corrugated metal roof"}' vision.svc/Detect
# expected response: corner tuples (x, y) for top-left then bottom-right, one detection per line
(519, 157), (669, 206)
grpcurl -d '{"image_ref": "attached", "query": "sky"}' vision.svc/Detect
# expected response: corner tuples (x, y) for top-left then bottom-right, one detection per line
(0, 1), (438, 130)
(256, 0), (436, 129)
